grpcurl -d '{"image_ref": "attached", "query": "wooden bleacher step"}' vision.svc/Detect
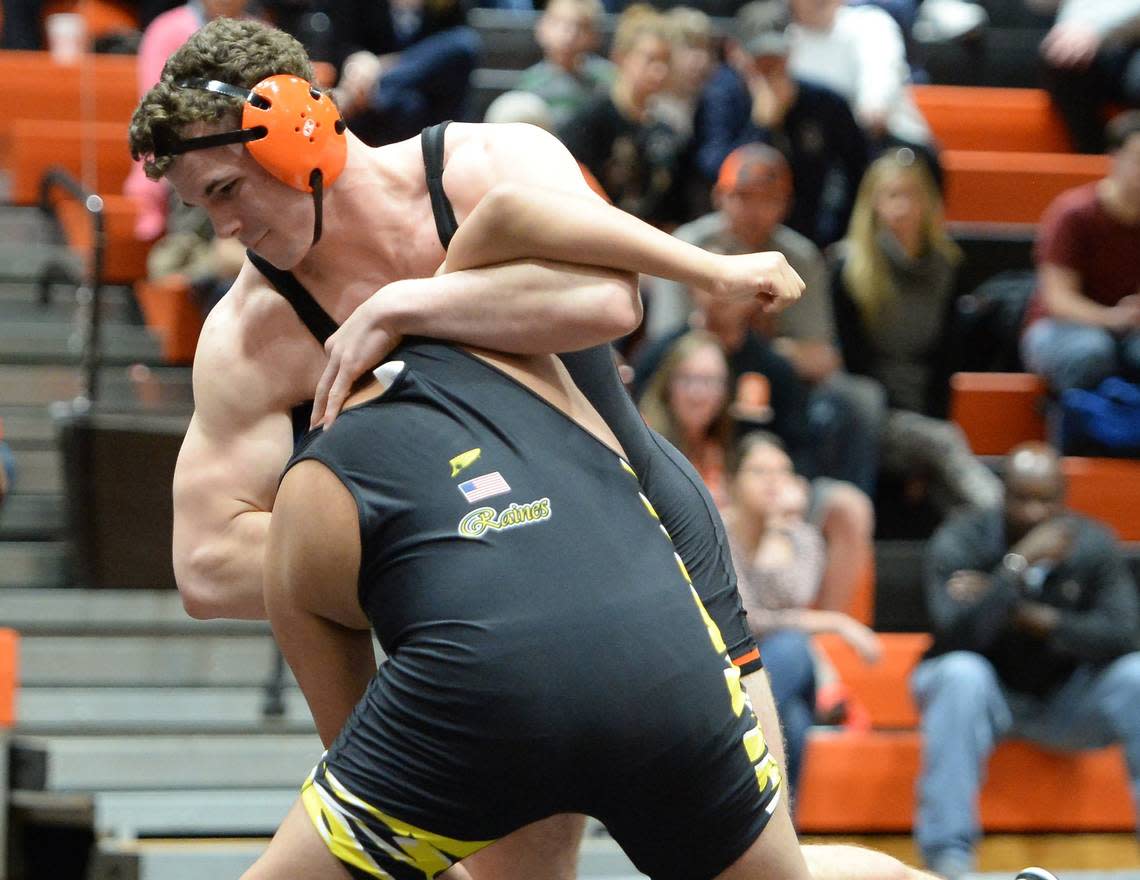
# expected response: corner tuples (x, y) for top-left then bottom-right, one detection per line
(0, 321), (162, 367)
(16, 687), (312, 734)
(0, 543), (68, 589)
(0, 363), (193, 408)
(0, 587), (243, 633)
(10, 733), (322, 792)
(20, 634), (283, 687)
(0, 494), (65, 540)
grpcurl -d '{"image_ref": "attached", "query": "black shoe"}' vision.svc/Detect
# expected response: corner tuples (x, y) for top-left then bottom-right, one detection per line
(1015, 870), (1059, 880)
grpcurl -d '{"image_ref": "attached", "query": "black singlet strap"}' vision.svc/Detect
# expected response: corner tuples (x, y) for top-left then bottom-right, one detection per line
(246, 250), (339, 345)
(421, 121), (459, 250)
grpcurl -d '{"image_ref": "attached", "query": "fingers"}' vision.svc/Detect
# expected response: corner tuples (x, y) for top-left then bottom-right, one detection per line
(321, 368), (356, 432)
(310, 355), (338, 430)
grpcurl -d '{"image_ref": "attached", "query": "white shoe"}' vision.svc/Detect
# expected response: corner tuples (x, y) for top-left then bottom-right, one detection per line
(1014, 870), (1060, 880)
(913, 0), (989, 42)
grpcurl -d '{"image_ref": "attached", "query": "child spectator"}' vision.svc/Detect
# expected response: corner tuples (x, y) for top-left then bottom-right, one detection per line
(517, 0), (615, 129)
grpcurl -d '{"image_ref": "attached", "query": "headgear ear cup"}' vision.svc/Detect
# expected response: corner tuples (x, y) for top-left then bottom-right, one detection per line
(242, 75), (347, 193)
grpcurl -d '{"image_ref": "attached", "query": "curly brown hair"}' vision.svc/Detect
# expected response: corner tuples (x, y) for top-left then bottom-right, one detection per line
(129, 18), (315, 180)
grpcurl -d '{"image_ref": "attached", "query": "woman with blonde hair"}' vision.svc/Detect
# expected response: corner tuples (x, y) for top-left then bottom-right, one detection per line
(640, 330), (735, 503)
(830, 149), (1002, 516)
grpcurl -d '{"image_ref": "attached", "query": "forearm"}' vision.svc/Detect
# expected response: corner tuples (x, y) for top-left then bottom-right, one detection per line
(447, 183), (722, 292)
(742, 668), (790, 797)
(173, 508), (271, 620)
(1044, 284), (1117, 326)
(384, 260), (641, 355)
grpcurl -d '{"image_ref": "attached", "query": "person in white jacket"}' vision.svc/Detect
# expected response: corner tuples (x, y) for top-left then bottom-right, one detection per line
(1032, 0), (1140, 152)
(787, 0), (940, 182)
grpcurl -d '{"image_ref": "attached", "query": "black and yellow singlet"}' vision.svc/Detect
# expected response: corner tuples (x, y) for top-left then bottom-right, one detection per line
(287, 341), (780, 880)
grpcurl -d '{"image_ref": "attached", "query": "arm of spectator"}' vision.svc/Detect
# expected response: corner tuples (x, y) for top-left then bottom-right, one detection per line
(851, 6), (909, 135)
(1048, 525), (1140, 662)
(924, 515), (1022, 652)
(1039, 263), (1140, 330)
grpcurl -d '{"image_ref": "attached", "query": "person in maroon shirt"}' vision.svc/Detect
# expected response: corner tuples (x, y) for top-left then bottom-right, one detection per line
(1021, 111), (1140, 395)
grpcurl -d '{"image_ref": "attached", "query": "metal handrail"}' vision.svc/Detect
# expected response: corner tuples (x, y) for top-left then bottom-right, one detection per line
(39, 166), (106, 404)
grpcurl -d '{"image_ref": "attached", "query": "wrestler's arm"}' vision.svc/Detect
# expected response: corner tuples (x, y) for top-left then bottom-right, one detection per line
(172, 305), (297, 619)
(312, 124), (803, 424)
(264, 459), (375, 747)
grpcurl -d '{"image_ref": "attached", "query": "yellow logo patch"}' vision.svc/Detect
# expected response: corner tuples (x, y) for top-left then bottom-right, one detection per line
(458, 498), (552, 539)
(449, 448), (481, 478)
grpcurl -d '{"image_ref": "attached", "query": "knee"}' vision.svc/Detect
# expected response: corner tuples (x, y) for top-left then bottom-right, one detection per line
(818, 482), (875, 544)
(1102, 652), (1140, 712)
(920, 652), (999, 707)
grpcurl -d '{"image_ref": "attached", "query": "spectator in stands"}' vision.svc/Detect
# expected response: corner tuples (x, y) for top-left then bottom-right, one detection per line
(1021, 112), (1140, 399)
(786, 0), (940, 185)
(639, 330), (736, 504)
(326, 0), (481, 146)
(637, 292), (876, 638)
(517, 0), (615, 130)
(125, 0), (256, 242)
(651, 143), (886, 496)
(722, 429), (881, 803)
(145, 200), (247, 315)
(692, 0), (870, 248)
(559, 4), (691, 227)
(1034, 0), (1140, 154)
(652, 6), (717, 139)
(914, 440), (1140, 880)
(831, 149), (1003, 517)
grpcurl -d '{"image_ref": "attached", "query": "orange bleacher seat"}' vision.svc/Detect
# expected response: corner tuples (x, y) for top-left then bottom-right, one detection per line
(0, 51), (137, 159)
(134, 275), (205, 365)
(42, 0), (139, 39)
(0, 628), (17, 729)
(1063, 456), (1140, 541)
(912, 86), (1073, 153)
(814, 632), (929, 729)
(798, 730), (1134, 833)
(53, 194), (150, 285)
(943, 150), (1110, 224)
(799, 631), (1135, 832)
(950, 372), (1048, 455)
(7, 118), (133, 206)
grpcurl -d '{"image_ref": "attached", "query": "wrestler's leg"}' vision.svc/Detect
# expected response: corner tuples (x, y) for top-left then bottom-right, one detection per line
(716, 809), (939, 880)
(241, 799), (357, 880)
(460, 814), (587, 880)
(801, 844), (940, 880)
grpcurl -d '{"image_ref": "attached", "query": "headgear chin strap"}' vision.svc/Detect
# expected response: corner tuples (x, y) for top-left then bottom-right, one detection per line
(160, 74), (347, 246)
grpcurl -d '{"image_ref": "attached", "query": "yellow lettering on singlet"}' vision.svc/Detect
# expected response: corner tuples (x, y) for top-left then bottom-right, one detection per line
(724, 663), (747, 717)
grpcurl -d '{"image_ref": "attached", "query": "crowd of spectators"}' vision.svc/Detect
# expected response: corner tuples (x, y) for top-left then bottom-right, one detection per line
(0, 0), (1137, 870)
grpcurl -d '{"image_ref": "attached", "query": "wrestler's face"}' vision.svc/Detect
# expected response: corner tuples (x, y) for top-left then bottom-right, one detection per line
(668, 343), (728, 436)
(166, 124), (315, 270)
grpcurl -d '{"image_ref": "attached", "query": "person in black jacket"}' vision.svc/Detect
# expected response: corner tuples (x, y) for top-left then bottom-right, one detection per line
(327, 0), (481, 144)
(913, 441), (1140, 880)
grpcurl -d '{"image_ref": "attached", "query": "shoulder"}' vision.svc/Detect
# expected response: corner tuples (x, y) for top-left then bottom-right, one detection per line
(772, 225), (824, 265)
(191, 265), (316, 430)
(674, 211), (729, 247)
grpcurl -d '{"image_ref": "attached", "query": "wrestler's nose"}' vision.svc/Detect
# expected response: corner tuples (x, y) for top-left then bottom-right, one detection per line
(209, 206), (241, 240)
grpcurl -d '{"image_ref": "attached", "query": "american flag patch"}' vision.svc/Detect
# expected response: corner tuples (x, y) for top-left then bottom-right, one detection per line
(458, 472), (511, 503)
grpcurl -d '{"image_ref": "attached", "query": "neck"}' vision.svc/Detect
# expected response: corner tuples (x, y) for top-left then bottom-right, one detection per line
(727, 504), (766, 553)
(1100, 178), (1140, 224)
